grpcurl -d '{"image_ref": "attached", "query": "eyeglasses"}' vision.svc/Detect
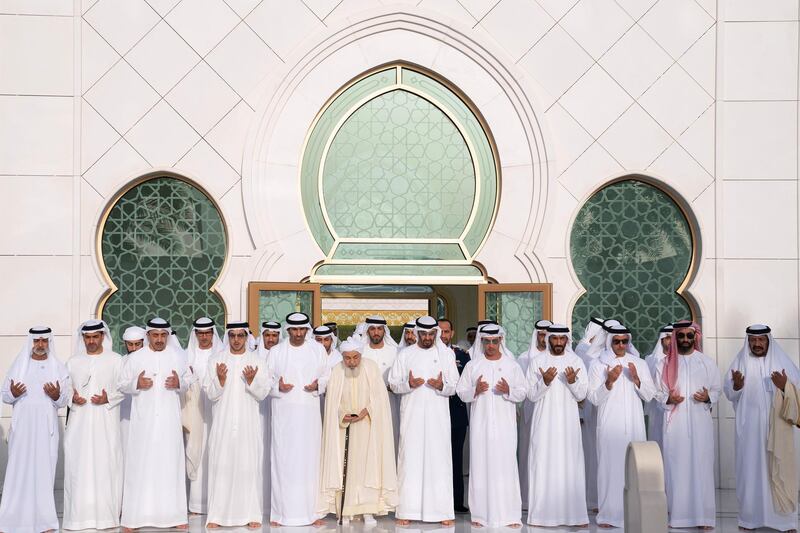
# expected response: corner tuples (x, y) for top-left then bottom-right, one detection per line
(481, 338), (501, 345)
(612, 338), (630, 345)
(228, 333), (247, 339)
(677, 333), (695, 340)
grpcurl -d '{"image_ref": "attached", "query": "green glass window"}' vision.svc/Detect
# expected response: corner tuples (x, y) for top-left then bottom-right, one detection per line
(485, 291), (545, 355)
(570, 179), (694, 351)
(302, 64), (498, 282)
(100, 176), (227, 352)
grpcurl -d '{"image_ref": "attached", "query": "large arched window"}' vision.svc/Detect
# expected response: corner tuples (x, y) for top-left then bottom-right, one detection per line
(98, 175), (227, 351)
(301, 63), (499, 283)
(570, 178), (696, 350)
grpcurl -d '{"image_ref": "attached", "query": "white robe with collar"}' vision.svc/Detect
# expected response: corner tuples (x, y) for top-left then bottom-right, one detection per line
(63, 350), (125, 530)
(389, 343), (459, 522)
(587, 353), (656, 528)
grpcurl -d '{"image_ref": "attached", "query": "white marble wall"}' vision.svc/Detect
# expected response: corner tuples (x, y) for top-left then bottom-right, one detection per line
(0, 0), (798, 490)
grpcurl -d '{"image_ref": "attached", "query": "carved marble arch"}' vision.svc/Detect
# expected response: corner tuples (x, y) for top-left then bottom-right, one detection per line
(301, 62), (500, 284)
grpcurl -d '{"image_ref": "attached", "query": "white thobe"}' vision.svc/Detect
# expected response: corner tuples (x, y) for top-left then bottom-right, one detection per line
(644, 351), (667, 451)
(516, 347), (543, 509)
(268, 341), (330, 525)
(588, 354), (656, 528)
(118, 346), (192, 528)
(363, 343), (400, 451)
(187, 346), (214, 514)
(526, 351), (589, 526)
(575, 340), (599, 510)
(63, 351), (124, 530)
(725, 354), (800, 530)
(456, 356), (526, 527)
(656, 351), (720, 528)
(204, 349), (270, 526)
(389, 343), (459, 522)
(0, 360), (69, 533)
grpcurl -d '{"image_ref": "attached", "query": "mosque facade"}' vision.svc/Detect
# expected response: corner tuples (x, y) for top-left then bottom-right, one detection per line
(1, 0), (798, 491)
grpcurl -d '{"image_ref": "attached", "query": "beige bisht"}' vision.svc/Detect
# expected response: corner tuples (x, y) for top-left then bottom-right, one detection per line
(318, 354), (398, 517)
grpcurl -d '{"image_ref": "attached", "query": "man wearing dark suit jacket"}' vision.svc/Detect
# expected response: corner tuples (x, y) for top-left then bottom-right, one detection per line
(439, 318), (470, 513)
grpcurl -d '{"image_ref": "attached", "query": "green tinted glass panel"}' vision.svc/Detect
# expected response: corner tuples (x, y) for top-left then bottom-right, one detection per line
(101, 177), (226, 353)
(315, 264), (484, 278)
(484, 291), (544, 356)
(333, 242), (465, 261)
(570, 180), (693, 351)
(323, 89), (475, 239)
(258, 290), (314, 325)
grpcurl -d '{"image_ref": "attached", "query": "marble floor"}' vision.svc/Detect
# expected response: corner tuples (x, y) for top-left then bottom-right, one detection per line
(48, 489), (795, 532)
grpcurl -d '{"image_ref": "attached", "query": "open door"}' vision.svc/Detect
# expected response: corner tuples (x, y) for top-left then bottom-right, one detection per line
(248, 282), (322, 329)
(478, 283), (553, 356)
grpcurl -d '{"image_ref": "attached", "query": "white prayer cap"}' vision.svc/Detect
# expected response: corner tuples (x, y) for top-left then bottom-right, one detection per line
(285, 312), (311, 328)
(262, 320), (281, 331)
(403, 321), (416, 330)
(122, 326), (146, 341)
(746, 324), (771, 336)
(226, 321), (249, 331)
(313, 325), (334, 337)
(29, 326), (52, 339)
(74, 319), (113, 356)
(339, 339), (364, 354)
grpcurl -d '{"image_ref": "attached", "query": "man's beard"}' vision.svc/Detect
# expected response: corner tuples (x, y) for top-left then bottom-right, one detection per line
(344, 365), (361, 378)
(32, 347), (48, 356)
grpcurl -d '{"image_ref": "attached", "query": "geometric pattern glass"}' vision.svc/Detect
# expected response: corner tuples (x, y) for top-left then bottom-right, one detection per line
(570, 179), (693, 352)
(323, 89), (475, 239)
(484, 291), (545, 356)
(100, 177), (226, 353)
(301, 64), (498, 282)
(258, 290), (314, 326)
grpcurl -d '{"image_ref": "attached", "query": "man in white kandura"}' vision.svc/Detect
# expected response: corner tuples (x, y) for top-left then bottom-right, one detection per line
(456, 324), (526, 528)
(267, 312), (330, 526)
(515, 318), (551, 509)
(120, 325), (145, 457)
(183, 317), (223, 516)
(526, 324), (589, 528)
(656, 321), (719, 529)
(257, 319), (282, 517)
(573, 316), (609, 513)
(319, 340), (398, 524)
(63, 320), (124, 531)
(644, 324), (673, 451)
(0, 327), (70, 533)
(361, 316), (400, 450)
(204, 322), (270, 529)
(118, 317), (192, 531)
(588, 323), (656, 529)
(725, 324), (800, 532)
(389, 315), (460, 526)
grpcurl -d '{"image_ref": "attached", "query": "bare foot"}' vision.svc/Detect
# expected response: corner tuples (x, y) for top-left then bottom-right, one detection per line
(122, 528), (137, 533)
(441, 520), (455, 526)
(471, 521), (483, 528)
(270, 522), (280, 527)
(598, 524), (615, 529)
(576, 524), (589, 530)
(396, 519), (411, 526)
(207, 524), (220, 529)
(508, 524), (522, 529)
(312, 519), (325, 527)
(248, 522), (262, 529)
(176, 524), (189, 530)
